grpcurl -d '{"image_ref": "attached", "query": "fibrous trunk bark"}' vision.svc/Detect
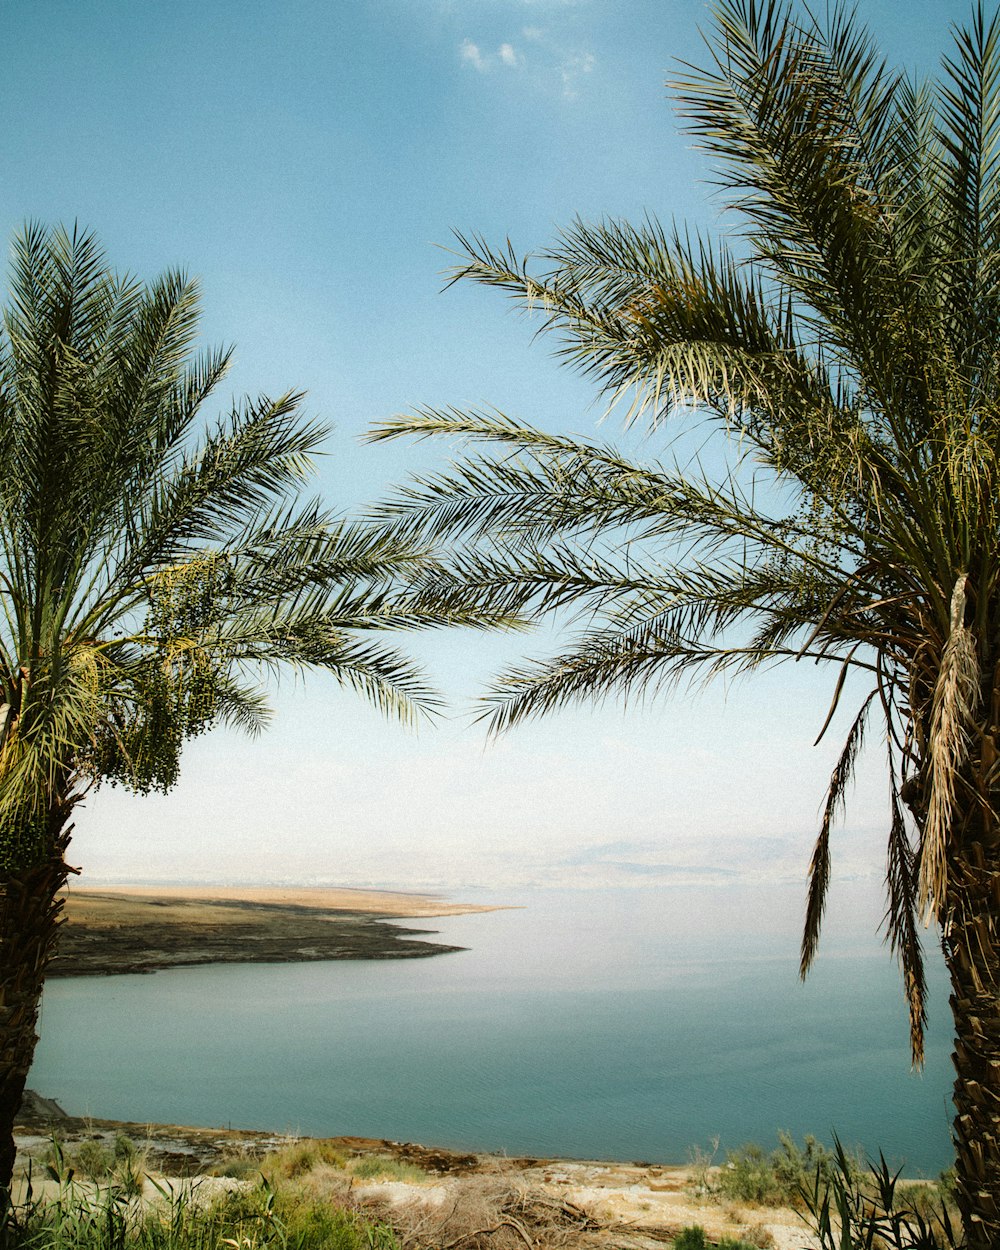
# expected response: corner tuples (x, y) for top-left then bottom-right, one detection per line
(0, 825), (72, 1200)
(942, 839), (1000, 1250)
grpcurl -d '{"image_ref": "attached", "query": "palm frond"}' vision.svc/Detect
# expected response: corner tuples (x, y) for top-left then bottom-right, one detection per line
(800, 689), (876, 978)
(0, 223), (459, 865)
(934, 4), (1000, 380)
(921, 575), (980, 920)
(363, 10), (1000, 1076)
(885, 769), (928, 1065)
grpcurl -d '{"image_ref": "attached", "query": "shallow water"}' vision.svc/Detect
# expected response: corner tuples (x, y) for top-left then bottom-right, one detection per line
(30, 884), (954, 1174)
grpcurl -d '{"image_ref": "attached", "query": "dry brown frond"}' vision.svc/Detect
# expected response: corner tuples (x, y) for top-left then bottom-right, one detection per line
(921, 575), (980, 921)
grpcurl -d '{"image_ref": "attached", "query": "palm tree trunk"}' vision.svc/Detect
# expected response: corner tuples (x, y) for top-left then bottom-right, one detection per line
(942, 839), (1000, 1250)
(0, 824), (73, 1200)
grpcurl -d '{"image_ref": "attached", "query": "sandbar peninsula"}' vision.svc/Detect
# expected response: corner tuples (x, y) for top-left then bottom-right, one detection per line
(51, 884), (504, 977)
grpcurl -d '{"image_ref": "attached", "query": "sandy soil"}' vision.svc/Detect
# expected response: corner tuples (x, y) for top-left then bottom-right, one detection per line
(12, 1098), (819, 1249)
(70, 883), (500, 918)
(51, 886), (504, 976)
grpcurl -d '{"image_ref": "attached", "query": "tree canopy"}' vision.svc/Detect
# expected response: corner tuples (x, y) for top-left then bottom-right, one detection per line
(0, 221), (499, 876)
(371, 4), (1000, 1242)
(0, 222), (505, 1195)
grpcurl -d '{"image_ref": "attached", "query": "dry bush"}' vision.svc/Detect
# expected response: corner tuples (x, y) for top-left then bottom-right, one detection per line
(261, 1138), (347, 1179)
(738, 1222), (776, 1249)
(356, 1171), (608, 1250)
(272, 1161), (355, 1206)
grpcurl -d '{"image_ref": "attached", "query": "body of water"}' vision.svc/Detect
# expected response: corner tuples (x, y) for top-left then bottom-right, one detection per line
(30, 884), (955, 1174)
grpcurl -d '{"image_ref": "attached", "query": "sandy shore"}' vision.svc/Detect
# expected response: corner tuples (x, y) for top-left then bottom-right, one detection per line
(51, 885), (505, 977)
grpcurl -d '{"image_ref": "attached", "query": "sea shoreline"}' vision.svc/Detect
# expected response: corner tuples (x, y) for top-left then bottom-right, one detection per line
(12, 1095), (820, 1250)
(52, 885), (505, 977)
(35, 885), (952, 1183)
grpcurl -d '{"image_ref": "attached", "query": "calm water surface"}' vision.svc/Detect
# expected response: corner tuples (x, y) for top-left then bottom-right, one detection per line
(30, 885), (954, 1174)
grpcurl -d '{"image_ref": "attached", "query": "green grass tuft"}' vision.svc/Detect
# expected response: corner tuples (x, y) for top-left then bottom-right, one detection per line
(347, 1156), (427, 1183)
(260, 1139), (346, 1180)
(672, 1228), (708, 1250)
(1, 1170), (398, 1250)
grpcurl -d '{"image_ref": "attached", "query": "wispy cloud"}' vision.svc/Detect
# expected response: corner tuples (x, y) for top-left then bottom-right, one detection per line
(459, 37), (522, 73)
(558, 49), (595, 98)
(459, 27), (595, 98)
(460, 38), (490, 72)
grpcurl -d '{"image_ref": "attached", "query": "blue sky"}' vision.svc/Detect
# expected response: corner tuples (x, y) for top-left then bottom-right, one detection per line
(0, 0), (976, 896)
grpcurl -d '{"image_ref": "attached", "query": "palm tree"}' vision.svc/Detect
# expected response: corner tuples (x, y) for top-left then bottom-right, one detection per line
(371, 3), (1000, 1244)
(0, 223), (488, 1198)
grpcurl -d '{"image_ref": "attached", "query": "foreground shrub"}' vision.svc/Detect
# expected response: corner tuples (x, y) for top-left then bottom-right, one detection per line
(691, 1132), (862, 1208)
(272, 1189), (397, 1250)
(734, 1224), (775, 1249)
(718, 1132), (862, 1207)
(800, 1138), (963, 1250)
(673, 1229), (708, 1250)
(0, 1172), (398, 1250)
(260, 1139), (347, 1180)
(672, 1229), (761, 1250)
(257, 1145), (427, 1187)
(205, 1155), (261, 1181)
(347, 1156), (427, 1183)
(39, 1137), (145, 1200)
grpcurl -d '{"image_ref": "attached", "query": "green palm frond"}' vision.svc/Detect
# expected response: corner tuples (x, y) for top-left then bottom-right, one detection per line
(279, 634), (442, 725)
(0, 223), (480, 872)
(210, 676), (273, 738)
(370, 2), (1000, 1073)
(935, 5), (1000, 372)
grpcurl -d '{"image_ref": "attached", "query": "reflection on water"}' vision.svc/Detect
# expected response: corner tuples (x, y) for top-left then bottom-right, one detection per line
(32, 884), (953, 1174)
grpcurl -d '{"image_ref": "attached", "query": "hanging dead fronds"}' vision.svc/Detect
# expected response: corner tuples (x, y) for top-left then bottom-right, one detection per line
(801, 689), (877, 978)
(920, 575), (980, 922)
(885, 773), (927, 1064)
